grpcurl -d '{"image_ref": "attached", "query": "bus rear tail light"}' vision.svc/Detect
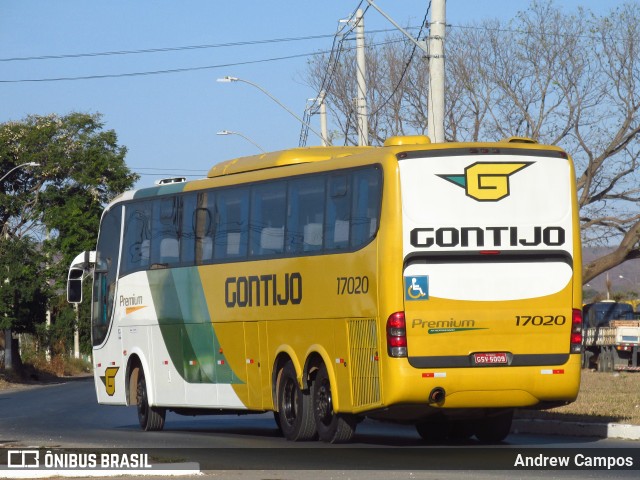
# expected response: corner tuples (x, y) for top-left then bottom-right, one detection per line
(387, 312), (407, 358)
(570, 308), (583, 354)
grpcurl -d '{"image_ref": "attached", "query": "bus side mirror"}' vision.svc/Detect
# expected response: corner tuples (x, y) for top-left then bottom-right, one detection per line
(67, 267), (84, 303)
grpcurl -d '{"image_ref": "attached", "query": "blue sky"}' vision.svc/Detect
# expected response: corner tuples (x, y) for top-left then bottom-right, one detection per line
(0, 0), (629, 188)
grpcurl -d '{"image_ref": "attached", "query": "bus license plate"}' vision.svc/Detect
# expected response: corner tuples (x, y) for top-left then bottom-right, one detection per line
(473, 352), (508, 365)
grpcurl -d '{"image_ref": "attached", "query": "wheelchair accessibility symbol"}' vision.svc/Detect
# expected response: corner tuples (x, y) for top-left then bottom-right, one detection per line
(405, 276), (429, 301)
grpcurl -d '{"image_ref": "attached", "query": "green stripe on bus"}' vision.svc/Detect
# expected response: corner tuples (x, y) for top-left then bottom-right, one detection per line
(147, 268), (243, 385)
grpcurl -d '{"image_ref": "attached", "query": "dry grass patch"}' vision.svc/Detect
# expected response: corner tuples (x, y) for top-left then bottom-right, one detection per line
(519, 369), (640, 425)
(0, 353), (92, 391)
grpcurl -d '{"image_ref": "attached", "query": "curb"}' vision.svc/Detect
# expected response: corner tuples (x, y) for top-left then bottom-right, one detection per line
(513, 418), (640, 440)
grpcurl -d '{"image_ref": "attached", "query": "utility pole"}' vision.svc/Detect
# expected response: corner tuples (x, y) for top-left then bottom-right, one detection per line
(355, 8), (369, 146)
(74, 303), (80, 359)
(319, 90), (328, 147)
(365, 0), (446, 143)
(428, 0), (446, 143)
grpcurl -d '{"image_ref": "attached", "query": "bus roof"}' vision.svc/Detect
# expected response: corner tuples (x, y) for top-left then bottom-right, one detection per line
(206, 135), (568, 178)
(207, 146), (373, 178)
(111, 136), (567, 204)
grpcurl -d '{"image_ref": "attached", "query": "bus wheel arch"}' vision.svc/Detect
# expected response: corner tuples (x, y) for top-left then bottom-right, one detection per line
(273, 357), (317, 441)
(126, 355), (142, 406)
(126, 355), (165, 431)
(312, 361), (357, 443)
(302, 351), (326, 391)
(271, 353), (293, 433)
(272, 351), (295, 412)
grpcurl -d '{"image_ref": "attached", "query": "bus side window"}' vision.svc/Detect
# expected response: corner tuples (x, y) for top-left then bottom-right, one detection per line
(351, 167), (382, 247)
(181, 193), (197, 265)
(215, 188), (249, 260)
(325, 174), (351, 251)
(287, 176), (325, 254)
(151, 196), (181, 267)
(250, 182), (286, 257)
(122, 201), (152, 274)
(196, 191), (215, 264)
(93, 205), (122, 346)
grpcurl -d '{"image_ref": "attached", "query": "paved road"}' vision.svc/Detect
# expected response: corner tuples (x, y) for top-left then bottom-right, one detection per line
(0, 378), (638, 478)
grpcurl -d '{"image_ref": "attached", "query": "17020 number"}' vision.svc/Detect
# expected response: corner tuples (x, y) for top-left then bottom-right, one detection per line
(337, 276), (369, 295)
(515, 315), (566, 326)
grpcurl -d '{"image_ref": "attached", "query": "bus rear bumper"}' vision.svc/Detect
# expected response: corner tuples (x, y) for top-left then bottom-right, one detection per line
(379, 355), (581, 412)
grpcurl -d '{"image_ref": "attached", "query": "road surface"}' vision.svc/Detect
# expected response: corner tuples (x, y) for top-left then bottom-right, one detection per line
(0, 377), (638, 478)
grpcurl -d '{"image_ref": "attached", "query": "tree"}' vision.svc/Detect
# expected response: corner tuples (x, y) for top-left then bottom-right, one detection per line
(0, 237), (48, 370)
(0, 112), (138, 367)
(305, 1), (640, 283)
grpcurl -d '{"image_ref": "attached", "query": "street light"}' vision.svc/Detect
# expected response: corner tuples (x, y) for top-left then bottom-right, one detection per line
(216, 130), (265, 153)
(0, 162), (40, 182)
(216, 76), (328, 145)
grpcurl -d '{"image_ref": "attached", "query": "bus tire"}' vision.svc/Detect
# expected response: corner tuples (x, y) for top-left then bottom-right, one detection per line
(273, 411), (282, 433)
(474, 409), (513, 443)
(136, 368), (166, 431)
(277, 362), (317, 441)
(312, 363), (356, 443)
(448, 420), (474, 441)
(415, 418), (449, 443)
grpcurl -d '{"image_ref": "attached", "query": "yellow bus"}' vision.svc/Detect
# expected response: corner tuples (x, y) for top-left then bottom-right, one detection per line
(67, 135), (583, 443)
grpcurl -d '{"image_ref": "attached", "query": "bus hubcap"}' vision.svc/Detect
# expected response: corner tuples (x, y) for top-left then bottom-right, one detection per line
(316, 381), (332, 423)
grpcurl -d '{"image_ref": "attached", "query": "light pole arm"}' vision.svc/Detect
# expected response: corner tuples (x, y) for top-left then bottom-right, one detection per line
(366, 0), (445, 143)
(0, 162), (40, 183)
(217, 130), (265, 153)
(365, 0), (429, 56)
(219, 76), (328, 145)
(233, 131), (265, 153)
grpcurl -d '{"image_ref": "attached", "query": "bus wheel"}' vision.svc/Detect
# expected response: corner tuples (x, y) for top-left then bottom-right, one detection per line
(313, 363), (356, 443)
(415, 419), (448, 443)
(277, 362), (317, 441)
(136, 368), (166, 431)
(273, 411), (282, 433)
(474, 409), (513, 443)
(448, 420), (474, 441)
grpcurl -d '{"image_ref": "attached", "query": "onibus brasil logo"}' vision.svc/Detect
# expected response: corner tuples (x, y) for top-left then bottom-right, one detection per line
(438, 161), (533, 201)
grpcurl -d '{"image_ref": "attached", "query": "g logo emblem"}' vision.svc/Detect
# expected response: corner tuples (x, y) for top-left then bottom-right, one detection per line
(439, 162), (532, 201)
(100, 366), (120, 396)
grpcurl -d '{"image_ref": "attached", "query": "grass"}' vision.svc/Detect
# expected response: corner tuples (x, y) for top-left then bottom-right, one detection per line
(0, 353), (92, 390)
(24, 352), (92, 377)
(518, 369), (640, 425)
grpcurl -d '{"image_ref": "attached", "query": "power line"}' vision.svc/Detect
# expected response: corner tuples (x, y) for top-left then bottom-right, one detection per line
(133, 167), (206, 172)
(0, 52), (326, 83)
(132, 167), (207, 177)
(0, 21), (611, 65)
(447, 23), (603, 41)
(0, 34), (346, 62)
(299, 9), (356, 146)
(368, 2), (431, 118)
(136, 172), (205, 177)
(300, 2), (371, 146)
(0, 26), (418, 63)
(0, 37), (411, 84)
